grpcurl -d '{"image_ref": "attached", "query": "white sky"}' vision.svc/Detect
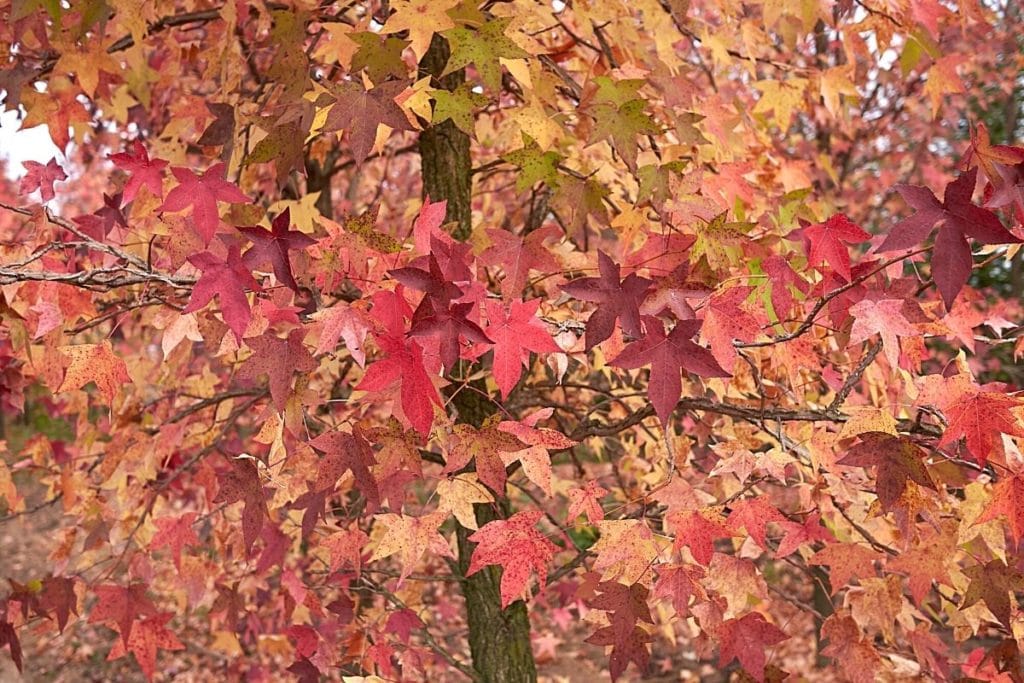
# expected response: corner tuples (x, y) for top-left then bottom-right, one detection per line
(0, 109), (61, 180)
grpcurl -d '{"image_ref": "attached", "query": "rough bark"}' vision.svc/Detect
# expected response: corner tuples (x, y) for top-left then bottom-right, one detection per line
(418, 33), (539, 683)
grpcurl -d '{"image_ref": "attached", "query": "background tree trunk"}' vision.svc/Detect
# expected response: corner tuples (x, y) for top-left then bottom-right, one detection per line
(418, 34), (539, 683)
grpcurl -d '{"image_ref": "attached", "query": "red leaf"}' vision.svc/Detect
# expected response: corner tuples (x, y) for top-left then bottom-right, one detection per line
(878, 168), (1021, 307)
(726, 497), (785, 551)
(148, 512), (199, 570)
(566, 480), (608, 524)
(108, 141), (168, 204)
(212, 456), (269, 556)
(106, 612), (184, 681)
(158, 163), (250, 244)
(611, 316), (729, 424)
(479, 225), (563, 299)
(182, 243), (260, 344)
(322, 80), (412, 165)
(308, 427), (380, 512)
(808, 543), (879, 594)
(847, 298), (917, 367)
(653, 563), (705, 616)
(975, 471), (1024, 545)
(484, 298), (559, 398)
(239, 208), (316, 291)
(467, 509), (559, 608)
(668, 509), (733, 565)
(839, 433), (935, 512)
(19, 158), (66, 202)
(716, 612), (788, 683)
(238, 329), (317, 411)
(775, 512), (832, 557)
(88, 582), (158, 644)
(357, 332), (441, 437)
(0, 614), (21, 673)
(561, 251), (652, 350)
(801, 213), (869, 282)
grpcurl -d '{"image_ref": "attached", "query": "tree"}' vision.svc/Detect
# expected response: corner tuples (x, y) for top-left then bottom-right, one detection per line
(2, 0), (1024, 681)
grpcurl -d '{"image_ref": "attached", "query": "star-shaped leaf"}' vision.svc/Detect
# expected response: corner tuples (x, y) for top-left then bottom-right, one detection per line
(57, 341), (132, 404)
(109, 141), (167, 204)
(562, 251), (652, 350)
(466, 509), (558, 608)
(88, 583), (158, 645)
(182, 244), (261, 344)
(878, 168), (1021, 307)
(801, 213), (870, 282)
(239, 208), (316, 291)
(484, 299), (559, 398)
(611, 317), (729, 424)
(158, 163), (250, 244)
(960, 559), (1024, 628)
(106, 613), (184, 682)
(238, 329), (317, 411)
(322, 80), (412, 166)
(441, 18), (529, 92)
(717, 612), (789, 683)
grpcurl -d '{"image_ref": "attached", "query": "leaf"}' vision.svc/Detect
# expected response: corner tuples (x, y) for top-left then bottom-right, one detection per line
(432, 82), (488, 135)
(39, 576), (78, 633)
(312, 301), (371, 364)
(212, 456), (269, 556)
(479, 225), (563, 299)
(370, 510), (454, 585)
(381, 0), (459, 59)
(610, 316), (729, 425)
(839, 433), (936, 513)
(408, 299), (492, 372)
(700, 285), (760, 372)
(484, 299), (559, 399)
(437, 473), (494, 530)
(960, 559), (1024, 628)
(975, 472), (1024, 545)
(0, 616), (21, 673)
(466, 509), (559, 608)
(106, 613), (184, 682)
(567, 480), (608, 524)
(888, 522), (955, 605)
(584, 623), (652, 682)
(716, 612), (788, 683)
(88, 583), (158, 645)
(585, 581), (654, 681)
(726, 497), (785, 551)
(653, 563), (706, 617)
(498, 411), (576, 496)
(774, 512), (833, 557)
(149, 513), (199, 570)
(19, 158), (66, 202)
(669, 509), (733, 565)
(562, 251), (652, 350)
(182, 244), (261, 344)
(320, 526), (370, 575)
(847, 298), (917, 367)
(158, 163), (250, 245)
(322, 80), (412, 165)
(591, 519), (658, 584)
(800, 213), (870, 282)
(238, 330), (317, 412)
(584, 77), (661, 172)
(918, 374), (1024, 464)
(442, 421), (525, 495)
(357, 331), (441, 437)
(878, 168), (1021, 307)
(808, 543), (879, 594)
(239, 208), (316, 292)
(57, 341), (132, 404)
(308, 428), (380, 512)
(442, 18), (529, 92)
(109, 141), (168, 204)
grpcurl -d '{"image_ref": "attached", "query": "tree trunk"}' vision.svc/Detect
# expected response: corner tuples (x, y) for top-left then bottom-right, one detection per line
(418, 33), (538, 683)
